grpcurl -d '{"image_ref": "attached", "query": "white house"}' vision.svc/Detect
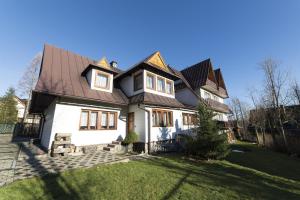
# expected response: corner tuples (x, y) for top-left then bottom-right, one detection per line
(29, 44), (230, 152)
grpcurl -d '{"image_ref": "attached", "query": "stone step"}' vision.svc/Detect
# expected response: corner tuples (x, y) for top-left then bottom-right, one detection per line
(103, 147), (111, 151)
(112, 141), (121, 145)
(107, 144), (116, 148)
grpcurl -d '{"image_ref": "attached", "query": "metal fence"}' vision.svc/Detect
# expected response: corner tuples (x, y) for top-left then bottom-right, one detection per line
(0, 123), (15, 134)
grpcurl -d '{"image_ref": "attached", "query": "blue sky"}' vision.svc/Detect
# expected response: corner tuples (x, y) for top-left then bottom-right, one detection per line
(0, 0), (300, 103)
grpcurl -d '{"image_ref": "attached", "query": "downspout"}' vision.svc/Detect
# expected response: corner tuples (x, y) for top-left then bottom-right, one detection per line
(39, 113), (45, 140)
(138, 104), (151, 154)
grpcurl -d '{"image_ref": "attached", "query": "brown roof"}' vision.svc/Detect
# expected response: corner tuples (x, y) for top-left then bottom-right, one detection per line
(34, 44), (128, 105)
(129, 92), (185, 108)
(180, 59), (214, 90)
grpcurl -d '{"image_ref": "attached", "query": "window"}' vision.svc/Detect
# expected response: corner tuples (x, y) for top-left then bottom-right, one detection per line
(182, 113), (197, 125)
(213, 95), (218, 101)
(80, 111), (89, 129)
(204, 91), (211, 99)
(146, 73), (155, 89)
(134, 72), (143, 91)
(157, 77), (165, 92)
(166, 81), (173, 94)
(152, 110), (173, 127)
(79, 110), (117, 130)
(95, 72), (109, 89)
(90, 112), (98, 130)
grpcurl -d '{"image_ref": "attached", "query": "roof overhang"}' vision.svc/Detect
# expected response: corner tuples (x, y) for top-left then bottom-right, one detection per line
(81, 64), (121, 76)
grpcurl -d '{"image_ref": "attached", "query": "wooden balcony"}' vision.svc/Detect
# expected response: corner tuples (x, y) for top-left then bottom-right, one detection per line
(203, 98), (230, 113)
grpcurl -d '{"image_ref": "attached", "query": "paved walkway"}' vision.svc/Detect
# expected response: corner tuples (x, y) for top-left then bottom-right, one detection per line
(0, 135), (132, 186)
(0, 134), (20, 186)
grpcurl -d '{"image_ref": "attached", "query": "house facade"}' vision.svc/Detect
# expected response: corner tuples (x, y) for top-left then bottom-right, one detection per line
(30, 44), (230, 152)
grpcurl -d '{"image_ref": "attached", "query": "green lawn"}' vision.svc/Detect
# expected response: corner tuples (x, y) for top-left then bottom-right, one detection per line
(0, 143), (300, 200)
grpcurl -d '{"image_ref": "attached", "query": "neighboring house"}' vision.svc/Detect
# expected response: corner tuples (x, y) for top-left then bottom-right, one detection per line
(14, 96), (26, 121)
(29, 44), (230, 152)
(15, 96), (41, 124)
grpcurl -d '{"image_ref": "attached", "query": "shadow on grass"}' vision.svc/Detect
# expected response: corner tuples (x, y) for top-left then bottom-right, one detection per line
(143, 154), (300, 200)
(226, 143), (300, 181)
(15, 144), (81, 200)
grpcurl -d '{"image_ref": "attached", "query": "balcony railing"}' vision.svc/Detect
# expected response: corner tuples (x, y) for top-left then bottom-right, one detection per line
(203, 98), (230, 113)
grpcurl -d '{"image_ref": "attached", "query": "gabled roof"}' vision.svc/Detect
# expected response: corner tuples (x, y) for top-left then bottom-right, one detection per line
(180, 59), (216, 90)
(129, 92), (184, 108)
(34, 44), (128, 105)
(115, 51), (180, 81)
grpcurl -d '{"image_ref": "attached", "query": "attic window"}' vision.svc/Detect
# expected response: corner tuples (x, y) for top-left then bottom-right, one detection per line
(95, 72), (109, 89)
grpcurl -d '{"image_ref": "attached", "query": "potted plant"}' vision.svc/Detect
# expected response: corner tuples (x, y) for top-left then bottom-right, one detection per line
(123, 131), (138, 153)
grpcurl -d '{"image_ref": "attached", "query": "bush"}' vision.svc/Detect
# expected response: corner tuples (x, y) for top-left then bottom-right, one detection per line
(186, 102), (230, 160)
(123, 131), (138, 145)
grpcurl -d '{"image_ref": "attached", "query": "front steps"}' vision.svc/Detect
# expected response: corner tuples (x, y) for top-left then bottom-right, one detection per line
(103, 141), (122, 152)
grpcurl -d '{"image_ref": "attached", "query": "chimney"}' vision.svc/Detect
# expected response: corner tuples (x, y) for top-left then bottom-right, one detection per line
(110, 61), (118, 68)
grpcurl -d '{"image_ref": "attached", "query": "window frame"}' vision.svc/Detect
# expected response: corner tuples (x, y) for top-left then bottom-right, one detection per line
(79, 109), (117, 130)
(152, 109), (173, 127)
(157, 77), (165, 93)
(166, 80), (173, 94)
(182, 113), (197, 125)
(134, 72), (143, 91)
(146, 72), (156, 90)
(94, 71), (110, 89)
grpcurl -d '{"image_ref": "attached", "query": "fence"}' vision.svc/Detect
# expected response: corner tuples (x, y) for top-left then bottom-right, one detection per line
(0, 123), (40, 138)
(256, 129), (300, 154)
(0, 123), (15, 134)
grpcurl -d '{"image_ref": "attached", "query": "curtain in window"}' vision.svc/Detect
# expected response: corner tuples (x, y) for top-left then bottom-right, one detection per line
(90, 112), (97, 128)
(147, 75), (154, 89)
(101, 112), (107, 127)
(157, 78), (164, 91)
(96, 74), (108, 88)
(80, 111), (88, 127)
(109, 113), (115, 127)
(166, 82), (172, 94)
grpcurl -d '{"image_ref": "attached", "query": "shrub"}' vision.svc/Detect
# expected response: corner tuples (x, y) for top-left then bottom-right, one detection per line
(186, 101), (230, 160)
(123, 131), (138, 145)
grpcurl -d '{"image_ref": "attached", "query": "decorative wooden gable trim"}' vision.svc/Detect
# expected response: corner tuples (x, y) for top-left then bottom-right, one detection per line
(96, 57), (110, 69)
(206, 61), (218, 86)
(145, 51), (169, 72)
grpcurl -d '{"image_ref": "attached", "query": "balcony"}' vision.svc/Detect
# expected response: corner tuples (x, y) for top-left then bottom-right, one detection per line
(203, 98), (230, 113)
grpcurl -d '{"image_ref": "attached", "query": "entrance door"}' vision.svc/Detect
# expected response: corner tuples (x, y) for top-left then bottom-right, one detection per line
(128, 112), (134, 133)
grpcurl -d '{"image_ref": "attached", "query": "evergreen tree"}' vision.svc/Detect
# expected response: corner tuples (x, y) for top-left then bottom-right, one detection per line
(187, 101), (230, 160)
(0, 87), (18, 124)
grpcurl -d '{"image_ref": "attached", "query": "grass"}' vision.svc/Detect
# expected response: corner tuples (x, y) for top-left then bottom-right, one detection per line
(0, 142), (300, 200)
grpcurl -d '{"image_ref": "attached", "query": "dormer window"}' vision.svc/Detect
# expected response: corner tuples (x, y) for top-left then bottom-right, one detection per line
(95, 71), (109, 89)
(146, 73), (155, 90)
(166, 80), (173, 94)
(157, 77), (165, 92)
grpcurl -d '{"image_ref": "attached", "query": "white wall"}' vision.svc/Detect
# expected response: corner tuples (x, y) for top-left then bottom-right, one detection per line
(41, 100), (56, 148)
(128, 104), (147, 142)
(16, 101), (25, 119)
(41, 101), (127, 150)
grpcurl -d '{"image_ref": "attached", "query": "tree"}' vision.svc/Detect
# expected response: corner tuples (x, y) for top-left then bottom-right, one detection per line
(17, 52), (42, 120)
(291, 80), (300, 105)
(230, 97), (250, 140)
(259, 58), (289, 152)
(186, 101), (230, 160)
(0, 87), (18, 124)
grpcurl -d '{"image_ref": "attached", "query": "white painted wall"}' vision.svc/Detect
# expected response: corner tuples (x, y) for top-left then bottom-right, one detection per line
(41, 101), (127, 150)
(128, 104), (147, 142)
(41, 100), (56, 148)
